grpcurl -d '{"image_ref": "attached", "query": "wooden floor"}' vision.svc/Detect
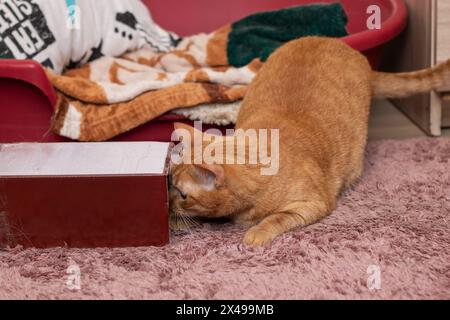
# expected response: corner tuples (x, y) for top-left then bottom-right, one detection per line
(368, 99), (450, 140)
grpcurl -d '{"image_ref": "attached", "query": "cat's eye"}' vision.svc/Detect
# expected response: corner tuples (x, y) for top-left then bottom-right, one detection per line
(180, 190), (188, 200)
(175, 187), (187, 200)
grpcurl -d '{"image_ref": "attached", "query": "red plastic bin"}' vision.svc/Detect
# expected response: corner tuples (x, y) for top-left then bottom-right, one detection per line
(0, 0), (407, 143)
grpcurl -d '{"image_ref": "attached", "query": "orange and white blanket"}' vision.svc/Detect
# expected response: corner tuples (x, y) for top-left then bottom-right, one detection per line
(47, 28), (259, 141)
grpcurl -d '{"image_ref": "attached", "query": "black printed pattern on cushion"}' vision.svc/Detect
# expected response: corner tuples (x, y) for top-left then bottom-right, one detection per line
(0, 0), (56, 60)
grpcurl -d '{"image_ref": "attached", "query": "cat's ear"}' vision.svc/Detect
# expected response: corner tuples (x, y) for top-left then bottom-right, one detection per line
(173, 123), (206, 152)
(173, 122), (200, 142)
(194, 163), (225, 188)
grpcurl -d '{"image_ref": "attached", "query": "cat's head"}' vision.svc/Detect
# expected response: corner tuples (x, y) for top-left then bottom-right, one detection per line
(169, 123), (246, 219)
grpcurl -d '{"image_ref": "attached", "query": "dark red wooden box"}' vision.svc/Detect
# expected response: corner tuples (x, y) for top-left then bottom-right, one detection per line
(0, 142), (172, 248)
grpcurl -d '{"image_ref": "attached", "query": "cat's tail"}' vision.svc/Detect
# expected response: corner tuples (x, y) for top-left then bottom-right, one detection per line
(371, 59), (450, 98)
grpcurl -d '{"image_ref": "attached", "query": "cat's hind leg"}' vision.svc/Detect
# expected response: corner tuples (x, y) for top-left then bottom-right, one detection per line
(243, 200), (333, 247)
(344, 158), (365, 189)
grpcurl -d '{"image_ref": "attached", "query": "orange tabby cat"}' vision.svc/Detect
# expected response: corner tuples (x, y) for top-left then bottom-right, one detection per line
(170, 37), (450, 246)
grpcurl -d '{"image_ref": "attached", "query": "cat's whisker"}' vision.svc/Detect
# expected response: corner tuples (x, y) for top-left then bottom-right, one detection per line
(187, 216), (201, 228)
(183, 216), (194, 235)
(172, 206), (202, 232)
(177, 211), (193, 235)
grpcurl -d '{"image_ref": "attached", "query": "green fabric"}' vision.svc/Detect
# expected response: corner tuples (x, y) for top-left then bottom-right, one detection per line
(227, 3), (349, 67)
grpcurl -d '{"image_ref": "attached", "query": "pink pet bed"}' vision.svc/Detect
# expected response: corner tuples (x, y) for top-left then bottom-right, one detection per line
(0, 0), (407, 143)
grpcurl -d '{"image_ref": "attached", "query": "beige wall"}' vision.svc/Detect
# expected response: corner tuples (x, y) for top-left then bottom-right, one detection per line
(437, 0), (450, 63)
(437, 0), (450, 126)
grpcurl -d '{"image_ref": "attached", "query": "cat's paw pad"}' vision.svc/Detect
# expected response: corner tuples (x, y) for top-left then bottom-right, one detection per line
(243, 227), (275, 247)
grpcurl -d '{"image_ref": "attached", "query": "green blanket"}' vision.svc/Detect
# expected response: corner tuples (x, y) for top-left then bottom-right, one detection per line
(228, 3), (349, 66)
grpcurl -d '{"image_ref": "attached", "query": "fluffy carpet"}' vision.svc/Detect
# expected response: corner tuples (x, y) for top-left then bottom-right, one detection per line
(0, 138), (449, 300)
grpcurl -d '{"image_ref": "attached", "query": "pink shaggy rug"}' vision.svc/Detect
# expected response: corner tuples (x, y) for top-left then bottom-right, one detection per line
(1, 138), (449, 300)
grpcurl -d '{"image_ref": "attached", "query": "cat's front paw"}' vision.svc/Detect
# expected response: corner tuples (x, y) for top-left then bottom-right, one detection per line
(243, 227), (275, 247)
